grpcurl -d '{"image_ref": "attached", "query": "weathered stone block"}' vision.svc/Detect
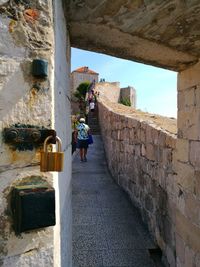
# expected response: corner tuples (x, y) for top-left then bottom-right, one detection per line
(166, 135), (176, 149)
(176, 234), (185, 265)
(176, 187), (186, 215)
(178, 90), (185, 111)
(152, 128), (159, 145)
(194, 171), (200, 198)
(185, 245), (195, 267)
(194, 85), (200, 108)
(156, 146), (163, 163)
(158, 167), (167, 189)
(185, 87), (196, 107)
(166, 192), (176, 224)
(158, 131), (166, 147)
(194, 252), (200, 267)
(156, 185), (167, 211)
(141, 143), (146, 156)
(178, 61), (200, 91)
(146, 125), (153, 143)
(165, 245), (176, 267)
(145, 195), (154, 212)
(189, 141), (200, 167)
(140, 124), (146, 143)
(146, 143), (156, 161)
(134, 144), (141, 157)
(147, 161), (158, 179)
(175, 162), (195, 193)
(129, 128), (135, 143)
(176, 209), (200, 252)
(176, 139), (189, 162)
(117, 130), (120, 140)
(178, 109), (200, 140)
(185, 193), (200, 226)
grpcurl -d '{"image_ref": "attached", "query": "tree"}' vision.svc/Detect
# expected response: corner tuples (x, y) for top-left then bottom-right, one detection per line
(120, 97), (131, 106)
(74, 81), (90, 101)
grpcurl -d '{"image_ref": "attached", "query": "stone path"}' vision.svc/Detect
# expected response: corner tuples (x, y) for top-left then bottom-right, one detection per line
(72, 135), (160, 267)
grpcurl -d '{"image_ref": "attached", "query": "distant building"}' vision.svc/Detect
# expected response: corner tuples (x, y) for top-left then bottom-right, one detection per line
(71, 66), (99, 93)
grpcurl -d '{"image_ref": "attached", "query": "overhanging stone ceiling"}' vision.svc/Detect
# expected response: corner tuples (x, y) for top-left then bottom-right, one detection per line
(65, 0), (200, 71)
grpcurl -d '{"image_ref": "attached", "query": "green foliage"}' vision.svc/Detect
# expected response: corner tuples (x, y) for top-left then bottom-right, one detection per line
(74, 81), (90, 100)
(120, 97), (131, 106)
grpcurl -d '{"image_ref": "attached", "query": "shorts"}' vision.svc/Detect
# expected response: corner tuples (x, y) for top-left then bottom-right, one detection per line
(77, 139), (88, 149)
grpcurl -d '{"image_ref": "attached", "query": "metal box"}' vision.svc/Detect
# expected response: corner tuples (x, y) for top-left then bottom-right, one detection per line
(11, 185), (55, 234)
(32, 59), (48, 78)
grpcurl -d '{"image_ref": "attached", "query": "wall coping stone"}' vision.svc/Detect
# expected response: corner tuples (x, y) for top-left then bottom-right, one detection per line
(98, 97), (177, 138)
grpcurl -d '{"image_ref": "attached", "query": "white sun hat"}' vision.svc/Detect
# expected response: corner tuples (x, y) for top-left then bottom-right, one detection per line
(79, 118), (85, 123)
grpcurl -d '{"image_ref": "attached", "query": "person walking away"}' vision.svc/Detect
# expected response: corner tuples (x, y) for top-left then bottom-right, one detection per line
(75, 118), (90, 162)
(89, 101), (95, 112)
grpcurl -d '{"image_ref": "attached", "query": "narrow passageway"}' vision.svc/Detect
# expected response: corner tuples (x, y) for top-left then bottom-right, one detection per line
(72, 136), (160, 267)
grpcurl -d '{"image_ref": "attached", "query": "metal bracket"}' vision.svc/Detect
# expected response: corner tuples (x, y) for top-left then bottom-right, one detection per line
(3, 127), (56, 150)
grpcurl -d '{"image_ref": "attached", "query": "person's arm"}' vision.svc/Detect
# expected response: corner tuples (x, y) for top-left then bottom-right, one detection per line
(87, 126), (91, 135)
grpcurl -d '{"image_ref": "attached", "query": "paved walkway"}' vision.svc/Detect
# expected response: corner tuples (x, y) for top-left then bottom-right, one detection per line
(72, 136), (160, 267)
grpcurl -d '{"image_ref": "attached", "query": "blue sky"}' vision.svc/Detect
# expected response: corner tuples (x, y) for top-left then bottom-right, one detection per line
(71, 48), (177, 118)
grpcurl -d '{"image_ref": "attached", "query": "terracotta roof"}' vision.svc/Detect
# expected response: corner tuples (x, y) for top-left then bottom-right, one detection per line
(72, 66), (99, 75)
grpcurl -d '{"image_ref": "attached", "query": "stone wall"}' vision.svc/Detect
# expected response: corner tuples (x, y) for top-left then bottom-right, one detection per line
(175, 60), (200, 267)
(0, 0), (72, 266)
(53, 1), (72, 266)
(98, 97), (178, 266)
(120, 86), (136, 108)
(95, 82), (136, 108)
(95, 82), (121, 103)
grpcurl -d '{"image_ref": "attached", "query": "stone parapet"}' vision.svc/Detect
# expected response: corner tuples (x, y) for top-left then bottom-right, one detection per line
(98, 97), (177, 265)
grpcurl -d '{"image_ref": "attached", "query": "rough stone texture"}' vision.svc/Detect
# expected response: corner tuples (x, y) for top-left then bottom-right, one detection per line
(120, 86), (136, 108)
(0, 0), (54, 265)
(0, 247), (53, 267)
(97, 62), (200, 266)
(95, 82), (137, 108)
(175, 61), (200, 267)
(95, 82), (121, 103)
(65, 0), (200, 71)
(53, 0), (72, 266)
(0, 0), (72, 266)
(98, 95), (177, 265)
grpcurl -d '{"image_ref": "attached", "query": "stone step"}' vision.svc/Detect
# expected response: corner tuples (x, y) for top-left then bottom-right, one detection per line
(89, 122), (100, 127)
(88, 117), (98, 121)
(90, 126), (100, 132)
(91, 130), (101, 135)
(89, 122), (99, 126)
(89, 124), (100, 129)
(89, 118), (98, 121)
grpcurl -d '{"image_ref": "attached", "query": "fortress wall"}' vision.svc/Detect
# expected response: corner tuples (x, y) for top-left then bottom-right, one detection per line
(98, 98), (178, 266)
(0, 1), (54, 265)
(95, 82), (121, 103)
(0, 0), (72, 266)
(175, 61), (200, 267)
(120, 86), (136, 108)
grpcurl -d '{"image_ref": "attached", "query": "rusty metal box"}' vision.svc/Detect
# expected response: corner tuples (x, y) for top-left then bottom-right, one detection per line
(11, 185), (55, 234)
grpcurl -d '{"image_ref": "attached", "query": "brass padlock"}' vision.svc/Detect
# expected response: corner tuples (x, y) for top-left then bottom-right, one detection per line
(40, 136), (64, 172)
